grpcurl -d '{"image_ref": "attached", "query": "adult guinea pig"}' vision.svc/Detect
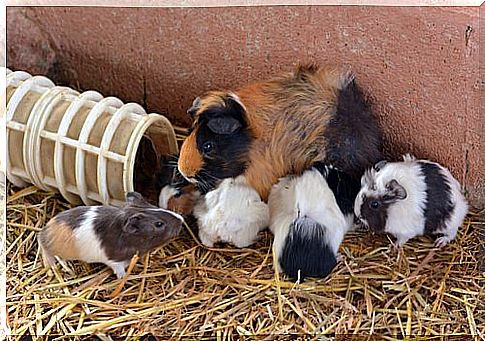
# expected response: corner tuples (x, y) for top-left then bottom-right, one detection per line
(193, 175), (269, 248)
(269, 162), (360, 281)
(37, 192), (184, 279)
(177, 64), (381, 201)
(354, 154), (468, 248)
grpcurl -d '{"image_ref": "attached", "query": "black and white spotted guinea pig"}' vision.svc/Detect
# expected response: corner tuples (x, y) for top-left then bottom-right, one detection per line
(354, 154), (468, 248)
(269, 162), (361, 280)
(37, 192), (184, 279)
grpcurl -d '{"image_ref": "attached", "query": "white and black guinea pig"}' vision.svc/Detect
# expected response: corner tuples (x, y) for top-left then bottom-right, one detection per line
(354, 154), (468, 248)
(37, 192), (184, 278)
(269, 162), (361, 280)
(193, 175), (269, 248)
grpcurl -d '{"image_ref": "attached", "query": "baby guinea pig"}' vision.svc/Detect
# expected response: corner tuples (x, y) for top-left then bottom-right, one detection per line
(38, 192), (184, 279)
(193, 175), (269, 248)
(269, 162), (361, 281)
(354, 154), (468, 248)
(158, 171), (201, 218)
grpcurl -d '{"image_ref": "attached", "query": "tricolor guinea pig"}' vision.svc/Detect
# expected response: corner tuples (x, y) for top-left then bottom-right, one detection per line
(177, 64), (381, 201)
(193, 175), (269, 248)
(354, 154), (468, 248)
(37, 192), (184, 279)
(268, 162), (360, 280)
(158, 155), (201, 217)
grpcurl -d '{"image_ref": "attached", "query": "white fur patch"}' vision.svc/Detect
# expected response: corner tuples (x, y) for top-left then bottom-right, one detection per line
(144, 207), (184, 223)
(194, 175), (269, 248)
(73, 207), (111, 264)
(159, 185), (178, 209)
(268, 168), (351, 270)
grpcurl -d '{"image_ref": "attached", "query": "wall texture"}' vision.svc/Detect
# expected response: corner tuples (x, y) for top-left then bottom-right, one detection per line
(6, 6), (483, 207)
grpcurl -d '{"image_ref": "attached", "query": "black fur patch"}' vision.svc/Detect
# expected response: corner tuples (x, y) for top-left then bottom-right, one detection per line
(279, 216), (337, 281)
(324, 79), (382, 180)
(194, 96), (252, 194)
(312, 162), (361, 216)
(419, 162), (455, 234)
(156, 154), (191, 193)
(360, 195), (391, 233)
(155, 154), (179, 193)
(55, 206), (88, 230)
(92, 205), (182, 262)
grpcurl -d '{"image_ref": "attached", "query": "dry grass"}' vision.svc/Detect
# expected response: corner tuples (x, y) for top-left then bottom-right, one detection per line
(6, 183), (484, 339)
(5, 130), (485, 338)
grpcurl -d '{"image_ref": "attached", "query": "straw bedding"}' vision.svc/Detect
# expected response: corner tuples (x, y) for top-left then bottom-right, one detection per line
(5, 131), (484, 339)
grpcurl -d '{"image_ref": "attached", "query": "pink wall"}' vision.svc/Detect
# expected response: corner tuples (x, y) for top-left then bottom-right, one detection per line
(7, 5), (483, 207)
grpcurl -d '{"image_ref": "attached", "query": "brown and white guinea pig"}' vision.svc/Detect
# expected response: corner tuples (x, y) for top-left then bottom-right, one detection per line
(158, 155), (201, 217)
(269, 162), (361, 281)
(354, 154), (468, 248)
(159, 181), (200, 218)
(193, 175), (269, 248)
(37, 192), (184, 279)
(177, 64), (381, 201)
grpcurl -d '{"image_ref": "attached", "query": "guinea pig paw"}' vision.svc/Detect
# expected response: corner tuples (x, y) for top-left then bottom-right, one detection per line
(336, 253), (344, 263)
(110, 263), (127, 279)
(198, 232), (215, 248)
(434, 236), (451, 249)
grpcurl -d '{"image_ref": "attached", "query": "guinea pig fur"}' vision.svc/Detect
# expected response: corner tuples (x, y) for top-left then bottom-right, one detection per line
(193, 175), (269, 248)
(37, 192), (184, 279)
(159, 183), (200, 217)
(354, 154), (468, 248)
(268, 163), (360, 280)
(158, 155), (201, 217)
(178, 63), (381, 201)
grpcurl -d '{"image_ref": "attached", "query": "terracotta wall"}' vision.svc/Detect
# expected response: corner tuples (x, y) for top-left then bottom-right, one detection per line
(6, 6), (483, 207)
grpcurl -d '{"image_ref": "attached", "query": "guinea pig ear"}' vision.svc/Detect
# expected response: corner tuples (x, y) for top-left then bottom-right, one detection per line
(187, 97), (201, 118)
(206, 94), (246, 134)
(123, 214), (143, 234)
(383, 179), (407, 203)
(207, 116), (242, 135)
(373, 160), (388, 172)
(125, 192), (150, 207)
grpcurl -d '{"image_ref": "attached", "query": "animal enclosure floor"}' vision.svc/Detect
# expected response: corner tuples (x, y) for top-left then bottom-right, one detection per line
(5, 183), (484, 339)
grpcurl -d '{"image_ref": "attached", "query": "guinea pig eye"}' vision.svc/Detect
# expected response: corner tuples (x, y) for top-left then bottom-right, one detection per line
(173, 190), (182, 198)
(155, 221), (165, 228)
(370, 201), (380, 209)
(202, 141), (214, 154)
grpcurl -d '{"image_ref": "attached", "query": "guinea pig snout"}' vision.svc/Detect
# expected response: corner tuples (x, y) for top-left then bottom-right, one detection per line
(158, 212), (184, 235)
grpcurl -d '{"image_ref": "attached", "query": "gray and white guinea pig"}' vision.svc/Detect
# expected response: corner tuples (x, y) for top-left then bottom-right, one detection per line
(269, 162), (361, 281)
(193, 175), (269, 248)
(38, 192), (184, 279)
(354, 154), (468, 248)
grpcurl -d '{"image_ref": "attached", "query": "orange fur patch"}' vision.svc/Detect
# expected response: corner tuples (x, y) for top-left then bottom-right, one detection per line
(167, 184), (198, 216)
(238, 66), (346, 200)
(179, 131), (204, 178)
(39, 219), (79, 261)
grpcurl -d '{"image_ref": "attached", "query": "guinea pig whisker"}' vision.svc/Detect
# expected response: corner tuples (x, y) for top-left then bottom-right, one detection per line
(200, 171), (220, 182)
